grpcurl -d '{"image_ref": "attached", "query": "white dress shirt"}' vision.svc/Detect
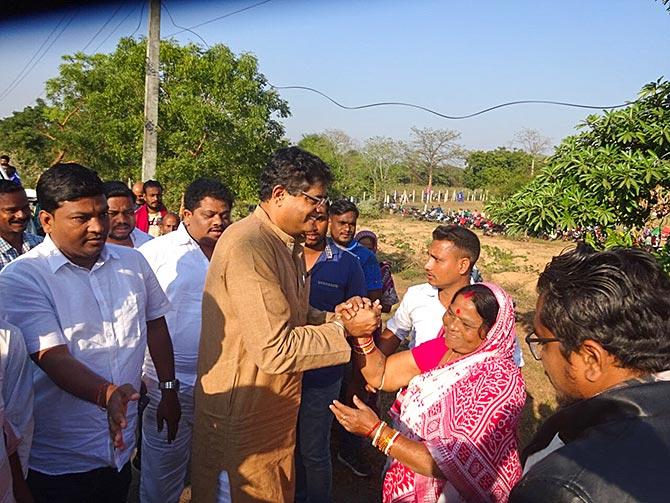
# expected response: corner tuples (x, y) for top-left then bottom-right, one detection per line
(0, 236), (170, 474)
(139, 224), (208, 388)
(0, 321), (33, 503)
(130, 227), (153, 248)
(386, 283), (445, 348)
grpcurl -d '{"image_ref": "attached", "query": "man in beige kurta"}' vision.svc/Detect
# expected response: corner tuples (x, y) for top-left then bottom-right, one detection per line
(191, 147), (379, 502)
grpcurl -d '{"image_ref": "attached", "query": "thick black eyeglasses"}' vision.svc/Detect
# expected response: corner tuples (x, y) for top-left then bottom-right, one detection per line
(525, 332), (560, 361)
(300, 191), (329, 208)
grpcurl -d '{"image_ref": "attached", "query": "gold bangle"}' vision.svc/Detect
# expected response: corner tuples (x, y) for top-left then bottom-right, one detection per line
(383, 431), (400, 455)
(377, 426), (397, 454)
(372, 421), (387, 447)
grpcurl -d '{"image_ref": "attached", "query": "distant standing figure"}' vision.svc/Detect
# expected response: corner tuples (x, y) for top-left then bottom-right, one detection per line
(160, 212), (181, 235)
(135, 180), (167, 237)
(103, 181), (152, 248)
(355, 229), (399, 313)
(0, 156), (21, 186)
(132, 181), (146, 209)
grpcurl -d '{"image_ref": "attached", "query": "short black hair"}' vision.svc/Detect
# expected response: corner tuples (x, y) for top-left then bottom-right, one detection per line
(537, 244), (670, 372)
(0, 155), (9, 161)
(258, 146), (333, 202)
(103, 181), (134, 202)
(328, 199), (359, 218)
(452, 283), (499, 334)
(432, 224), (480, 268)
(37, 163), (104, 213)
(184, 177), (234, 212)
(0, 180), (24, 195)
(143, 180), (162, 192)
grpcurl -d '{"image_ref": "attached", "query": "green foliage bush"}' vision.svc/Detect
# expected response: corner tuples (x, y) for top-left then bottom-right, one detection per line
(487, 79), (670, 239)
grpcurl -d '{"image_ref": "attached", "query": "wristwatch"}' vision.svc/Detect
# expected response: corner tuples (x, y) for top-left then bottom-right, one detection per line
(158, 379), (180, 391)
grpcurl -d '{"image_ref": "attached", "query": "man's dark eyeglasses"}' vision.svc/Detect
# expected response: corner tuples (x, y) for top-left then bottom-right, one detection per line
(525, 332), (560, 361)
(300, 191), (329, 208)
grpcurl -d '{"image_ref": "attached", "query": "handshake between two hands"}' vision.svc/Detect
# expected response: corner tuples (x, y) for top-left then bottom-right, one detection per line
(334, 296), (382, 337)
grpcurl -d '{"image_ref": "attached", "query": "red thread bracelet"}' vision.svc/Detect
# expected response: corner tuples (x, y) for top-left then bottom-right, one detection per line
(365, 420), (382, 439)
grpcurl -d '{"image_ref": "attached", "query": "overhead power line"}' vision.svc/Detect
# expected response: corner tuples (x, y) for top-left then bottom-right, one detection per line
(0, 12), (69, 101)
(0, 9), (79, 103)
(93, 0), (143, 53)
(163, 1), (210, 48)
(82, 2), (127, 53)
(164, 0), (273, 37)
(129, 0), (147, 38)
(163, 5), (633, 120)
(270, 85), (632, 119)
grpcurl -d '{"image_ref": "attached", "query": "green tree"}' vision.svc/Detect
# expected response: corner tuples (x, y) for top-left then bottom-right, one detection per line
(3, 38), (289, 206)
(0, 99), (54, 187)
(298, 130), (366, 197)
(487, 79), (670, 242)
(464, 147), (535, 198)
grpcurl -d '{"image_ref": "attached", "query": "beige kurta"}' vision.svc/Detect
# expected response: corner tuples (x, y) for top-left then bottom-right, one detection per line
(191, 206), (351, 502)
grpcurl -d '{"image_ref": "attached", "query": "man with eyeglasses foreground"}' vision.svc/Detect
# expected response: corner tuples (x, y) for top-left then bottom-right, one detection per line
(511, 244), (670, 502)
(191, 147), (381, 502)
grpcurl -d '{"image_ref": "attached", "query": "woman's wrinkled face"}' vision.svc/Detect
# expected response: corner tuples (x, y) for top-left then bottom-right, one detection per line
(442, 294), (488, 355)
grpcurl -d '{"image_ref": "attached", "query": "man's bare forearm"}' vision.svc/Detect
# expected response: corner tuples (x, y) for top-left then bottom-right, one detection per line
(32, 345), (109, 406)
(146, 317), (176, 382)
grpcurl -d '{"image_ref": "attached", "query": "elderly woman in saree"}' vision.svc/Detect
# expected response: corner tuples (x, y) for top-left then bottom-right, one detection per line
(331, 283), (526, 502)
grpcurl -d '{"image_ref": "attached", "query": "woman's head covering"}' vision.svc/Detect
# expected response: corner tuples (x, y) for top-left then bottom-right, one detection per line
(459, 281), (517, 362)
(354, 229), (378, 252)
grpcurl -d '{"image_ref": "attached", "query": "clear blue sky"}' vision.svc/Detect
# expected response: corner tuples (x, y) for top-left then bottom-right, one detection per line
(1, 0), (668, 151)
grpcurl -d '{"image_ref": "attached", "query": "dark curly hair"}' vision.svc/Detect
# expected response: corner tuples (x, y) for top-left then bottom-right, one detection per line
(184, 177), (234, 211)
(537, 243), (670, 372)
(259, 146), (333, 202)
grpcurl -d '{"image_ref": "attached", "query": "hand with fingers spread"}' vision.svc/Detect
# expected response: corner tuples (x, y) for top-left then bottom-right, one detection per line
(329, 395), (380, 438)
(105, 383), (140, 450)
(156, 389), (181, 443)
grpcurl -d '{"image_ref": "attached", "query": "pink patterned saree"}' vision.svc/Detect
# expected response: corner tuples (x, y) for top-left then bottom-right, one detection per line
(383, 283), (526, 503)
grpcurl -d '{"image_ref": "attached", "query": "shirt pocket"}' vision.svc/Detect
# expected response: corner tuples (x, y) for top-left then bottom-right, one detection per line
(116, 292), (143, 349)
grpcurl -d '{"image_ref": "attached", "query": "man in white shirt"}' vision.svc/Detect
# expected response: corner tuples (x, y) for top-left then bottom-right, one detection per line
(103, 181), (152, 248)
(378, 224), (523, 366)
(138, 177), (233, 503)
(0, 163), (180, 502)
(0, 320), (33, 503)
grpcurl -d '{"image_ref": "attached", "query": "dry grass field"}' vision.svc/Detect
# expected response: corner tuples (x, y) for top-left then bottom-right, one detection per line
(132, 211), (570, 503)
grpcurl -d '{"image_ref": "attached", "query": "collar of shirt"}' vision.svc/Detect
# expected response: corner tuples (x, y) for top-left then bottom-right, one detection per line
(253, 205), (302, 251)
(172, 222), (199, 247)
(314, 237), (344, 265)
(42, 234), (120, 273)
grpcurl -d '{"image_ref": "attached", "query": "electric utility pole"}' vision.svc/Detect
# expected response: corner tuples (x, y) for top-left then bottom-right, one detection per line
(141, 0), (160, 181)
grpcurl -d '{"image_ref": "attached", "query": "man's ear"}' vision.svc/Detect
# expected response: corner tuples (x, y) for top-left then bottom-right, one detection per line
(182, 209), (193, 227)
(271, 185), (286, 204)
(39, 209), (54, 234)
(577, 339), (607, 383)
(458, 257), (472, 275)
